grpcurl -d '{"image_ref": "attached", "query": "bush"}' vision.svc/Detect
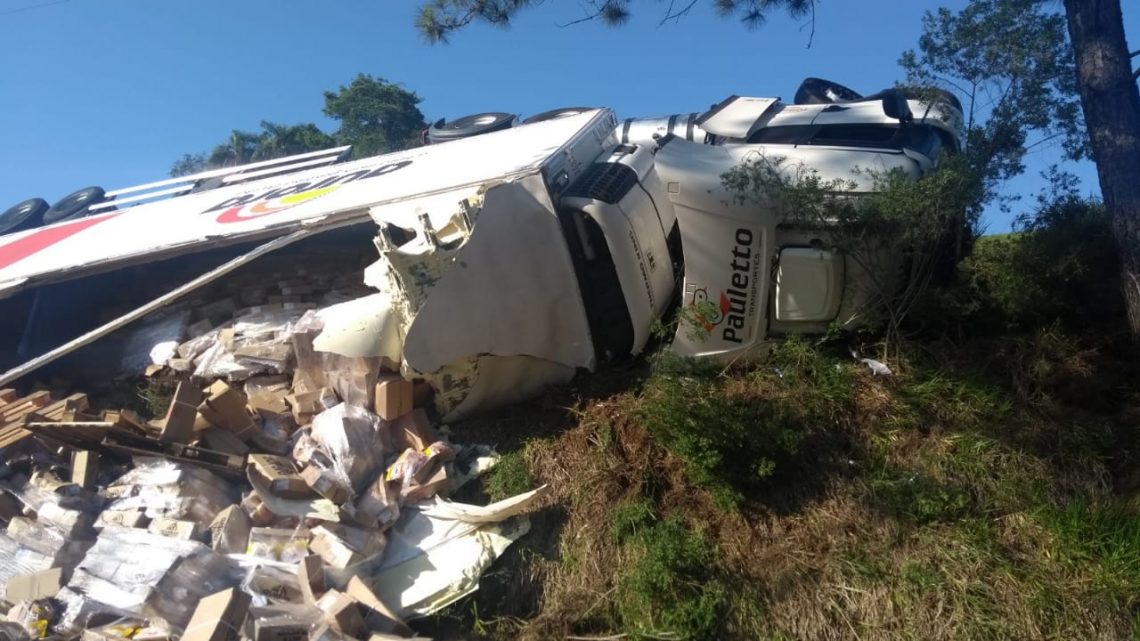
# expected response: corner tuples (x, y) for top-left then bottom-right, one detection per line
(920, 193), (1122, 336)
(616, 517), (727, 641)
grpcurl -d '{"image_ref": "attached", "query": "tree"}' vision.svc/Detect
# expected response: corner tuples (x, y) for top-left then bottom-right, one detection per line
(899, 0), (1085, 212)
(252, 121), (337, 161)
(207, 130), (261, 169)
(1061, 0), (1140, 335)
(414, 0), (815, 43)
(323, 74), (427, 158)
(170, 153), (208, 178)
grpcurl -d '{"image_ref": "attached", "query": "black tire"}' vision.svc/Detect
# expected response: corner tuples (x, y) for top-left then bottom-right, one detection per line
(522, 107), (595, 125)
(0, 198), (49, 235)
(794, 77), (863, 105)
(43, 186), (105, 225)
(426, 112), (517, 144)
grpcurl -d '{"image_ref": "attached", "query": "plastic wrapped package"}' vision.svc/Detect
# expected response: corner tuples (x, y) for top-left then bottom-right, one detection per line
(177, 329), (219, 362)
(247, 528), (311, 564)
(289, 310), (384, 407)
(192, 310), (306, 381)
(0, 532), (55, 603)
(309, 404), (386, 495)
(102, 459), (237, 524)
(7, 517), (91, 572)
(58, 527), (237, 633)
(7, 600), (59, 640)
(145, 545), (240, 629)
(240, 564), (305, 606)
(8, 484), (97, 537)
(245, 604), (323, 641)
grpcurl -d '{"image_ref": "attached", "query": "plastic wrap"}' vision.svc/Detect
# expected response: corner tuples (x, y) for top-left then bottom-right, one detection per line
(0, 533), (55, 603)
(58, 527), (237, 632)
(289, 310), (383, 407)
(8, 484), (96, 537)
(191, 310), (306, 381)
(102, 458), (237, 524)
(309, 404), (386, 495)
(240, 565), (305, 606)
(247, 527), (311, 564)
(245, 604), (323, 641)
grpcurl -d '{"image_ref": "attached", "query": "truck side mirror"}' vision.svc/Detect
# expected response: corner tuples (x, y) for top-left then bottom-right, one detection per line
(881, 90), (914, 124)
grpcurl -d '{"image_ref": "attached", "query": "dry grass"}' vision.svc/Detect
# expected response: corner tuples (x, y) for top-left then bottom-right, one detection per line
(419, 333), (1140, 641)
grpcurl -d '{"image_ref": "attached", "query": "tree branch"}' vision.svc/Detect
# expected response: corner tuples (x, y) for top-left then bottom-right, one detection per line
(658, 0), (699, 26)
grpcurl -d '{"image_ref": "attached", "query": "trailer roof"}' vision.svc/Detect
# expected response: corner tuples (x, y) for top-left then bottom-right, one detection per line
(0, 110), (612, 298)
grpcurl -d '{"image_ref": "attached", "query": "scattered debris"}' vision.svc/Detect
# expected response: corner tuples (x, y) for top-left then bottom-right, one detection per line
(0, 281), (542, 641)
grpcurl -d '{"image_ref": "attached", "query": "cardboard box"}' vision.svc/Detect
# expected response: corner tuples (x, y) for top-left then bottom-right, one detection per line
(285, 388), (338, 426)
(246, 566), (304, 604)
(70, 450), (98, 490)
(373, 375), (413, 421)
(248, 454), (311, 499)
(201, 381), (260, 442)
(252, 616), (310, 641)
(308, 528), (362, 569)
(199, 428), (250, 456)
(391, 409), (436, 453)
(297, 554), (325, 605)
(248, 390), (290, 416)
(404, 464), (449, 503)
(209, 505), (251, 554)
(96, 508), (149, 529)
(180, 588), (251, 641)
(161, 381), (203, 444)
(300, 465), (350, 504)
(6, 567), (62, 601)
(316, 590), (367, 639)
(148, 518), (204, 541)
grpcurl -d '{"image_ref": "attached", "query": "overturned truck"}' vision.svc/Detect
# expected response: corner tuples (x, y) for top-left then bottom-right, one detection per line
(0, 78), (963, 419)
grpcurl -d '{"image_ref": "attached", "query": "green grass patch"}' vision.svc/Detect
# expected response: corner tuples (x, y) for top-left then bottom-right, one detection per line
(616, 517), (728, 641)
(638, 340), (854, 510)
(1038, 500), (1140, 601)
(485, 450), (535, 502)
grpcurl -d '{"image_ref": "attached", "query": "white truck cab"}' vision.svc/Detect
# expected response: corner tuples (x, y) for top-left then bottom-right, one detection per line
(614, 78), (965, 360)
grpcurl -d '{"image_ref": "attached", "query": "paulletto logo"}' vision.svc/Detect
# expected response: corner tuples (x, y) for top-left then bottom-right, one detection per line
(202, 159), (414, 223)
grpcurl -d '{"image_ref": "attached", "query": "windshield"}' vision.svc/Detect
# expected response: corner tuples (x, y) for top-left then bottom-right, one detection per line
(747, 124), (947, 160)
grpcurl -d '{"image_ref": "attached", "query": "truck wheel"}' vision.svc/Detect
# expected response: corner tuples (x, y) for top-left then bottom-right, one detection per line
(426, 112), (517, 144)
(43, 186), (105, 225)
(522, 107), (594, 124)
(0, 198), (49, 235)
(794, 77), (863, 105)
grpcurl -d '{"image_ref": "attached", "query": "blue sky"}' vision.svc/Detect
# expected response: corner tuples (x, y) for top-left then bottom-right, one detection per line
(1, 0), (1135, 232)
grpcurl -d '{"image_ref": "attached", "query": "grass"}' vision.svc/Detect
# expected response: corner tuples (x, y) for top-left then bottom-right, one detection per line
(421, 327), (1140, 641)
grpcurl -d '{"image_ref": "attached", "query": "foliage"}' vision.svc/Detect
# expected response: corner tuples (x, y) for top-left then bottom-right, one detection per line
(919, 174), (1121, 337)
(721, 152), (981, 355)
(616, 517), (727, 641)
(171, 75), (425, 176)
(170, 122), (334, 177)
(415, 0), (815, 43)
(322, 74), (427, 158)
(485, 449), (535, 501)
(640, 352), (805, 510)
(169, 153), (208, 178)
(899, 0), (1085, 209)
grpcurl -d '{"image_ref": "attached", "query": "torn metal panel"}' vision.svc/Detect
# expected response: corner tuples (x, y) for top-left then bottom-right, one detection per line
(423, 355), (576, 422)
(396, 176), (594, 375)
(311, 293), (403, 362)
(369, 486), (547, 619)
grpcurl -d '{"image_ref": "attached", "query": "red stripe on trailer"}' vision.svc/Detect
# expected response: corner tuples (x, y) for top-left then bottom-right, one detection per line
(0, 213), (123, 272)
